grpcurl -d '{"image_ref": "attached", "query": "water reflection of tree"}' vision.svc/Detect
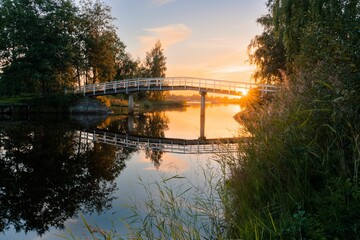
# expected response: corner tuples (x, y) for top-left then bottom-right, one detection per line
(0, 122), (125, 235)
(136, 112), (169, 168)
(97, 112), (169, 168)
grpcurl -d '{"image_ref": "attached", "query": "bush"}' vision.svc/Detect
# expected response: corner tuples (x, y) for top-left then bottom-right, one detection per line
(30, 94), (81, 113)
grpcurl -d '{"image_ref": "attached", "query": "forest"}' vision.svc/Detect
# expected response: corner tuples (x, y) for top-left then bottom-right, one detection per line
(0, 0), (166, 100)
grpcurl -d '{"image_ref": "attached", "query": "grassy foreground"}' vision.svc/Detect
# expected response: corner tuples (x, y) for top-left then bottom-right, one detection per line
(225, 65), (360, 239)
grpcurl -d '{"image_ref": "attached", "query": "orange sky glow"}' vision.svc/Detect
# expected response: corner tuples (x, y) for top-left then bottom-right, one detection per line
(101, 0), (267, 83)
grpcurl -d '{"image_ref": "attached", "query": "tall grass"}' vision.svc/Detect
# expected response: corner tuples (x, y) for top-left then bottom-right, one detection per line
(225, 64), (360, 239)
(123, 164), (228, 240)
(61, 161), (229, 240)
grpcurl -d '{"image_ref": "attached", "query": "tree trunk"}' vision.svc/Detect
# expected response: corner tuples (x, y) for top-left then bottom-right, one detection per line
(76, 65), (81, 87)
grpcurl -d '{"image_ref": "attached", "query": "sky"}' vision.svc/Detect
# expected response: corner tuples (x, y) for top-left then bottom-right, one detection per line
(101, 0), (268, 83)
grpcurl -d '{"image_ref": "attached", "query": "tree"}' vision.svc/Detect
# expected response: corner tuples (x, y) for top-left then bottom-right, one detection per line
(79, 0), (124, 84)
(249, 0), (359, 88)
(0, 0), (127, 95)
(115, 52), (141, 80)
(0, 0), (79, 96)
(248, 14), (286, 84)
(145, 40), (167, 78)
(144, 40), (167, 100)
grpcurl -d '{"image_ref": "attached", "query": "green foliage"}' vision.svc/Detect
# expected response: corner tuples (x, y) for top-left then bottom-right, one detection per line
(0, 0), (130, 96)
(0, 1), (170, 100)
(0, 0), (79, 96)
(235, 2), (360, 233)
(248, 15), (286, 84)
(251, 0), (360, 86)
(144, 40), (167, 79)
(143, 41), (168, 101)
(226, 62), (360, 239)
(78, 0), (124, 84)
(115, 54), (142, 80)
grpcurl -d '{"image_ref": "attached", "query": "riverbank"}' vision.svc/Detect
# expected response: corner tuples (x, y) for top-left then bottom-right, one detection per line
(0, 95), (188, 115)
(0, 95), (82, 114)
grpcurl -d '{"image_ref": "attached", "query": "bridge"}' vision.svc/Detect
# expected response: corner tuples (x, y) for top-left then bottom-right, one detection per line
(72, 77), (276, 97)
(80, 130), (244, 154)
(71, 77), (276, 139)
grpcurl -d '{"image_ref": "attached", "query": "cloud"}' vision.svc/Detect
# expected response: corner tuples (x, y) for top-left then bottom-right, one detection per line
(151, 0), (175, 7)
(188, 38), (241, 51)
(209, 65), (256, 74)
(137, 24), (191, 53)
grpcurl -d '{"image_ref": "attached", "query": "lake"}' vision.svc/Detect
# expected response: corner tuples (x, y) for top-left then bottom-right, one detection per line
(0, 104), (242, 240)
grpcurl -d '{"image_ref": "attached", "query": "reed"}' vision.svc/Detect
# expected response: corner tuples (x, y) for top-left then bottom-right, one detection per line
(61, 162), (229, 240)
(123, 165), (227, 240)
(224, 64), (360, 239)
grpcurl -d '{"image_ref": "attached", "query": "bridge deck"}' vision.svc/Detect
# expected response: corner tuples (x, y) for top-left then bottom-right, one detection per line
(72, 77), (276, 97)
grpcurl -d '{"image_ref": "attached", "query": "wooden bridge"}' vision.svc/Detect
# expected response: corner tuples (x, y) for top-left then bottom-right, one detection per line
(80, 130), (244, 154)
(71, 77), (276, 97)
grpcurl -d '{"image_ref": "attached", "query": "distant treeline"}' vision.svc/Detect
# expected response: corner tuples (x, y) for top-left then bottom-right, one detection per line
(0, 0), (167, 100)
(167, 94), (242, 104)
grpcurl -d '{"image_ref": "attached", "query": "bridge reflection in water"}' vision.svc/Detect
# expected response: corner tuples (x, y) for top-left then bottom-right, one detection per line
(80, 130), (243, 155)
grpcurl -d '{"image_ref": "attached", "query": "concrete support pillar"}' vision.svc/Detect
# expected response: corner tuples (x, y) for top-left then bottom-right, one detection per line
(128, 94), (134, 115)
(200, 91), (206, 139)
(128, 114), (134, 134)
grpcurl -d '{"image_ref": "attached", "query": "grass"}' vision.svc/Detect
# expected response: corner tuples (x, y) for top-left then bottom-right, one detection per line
(61, 162), (229, 240)
(0, 94), (83, 113)
(0, 95), (36, 104)
(224, 64), (360, 239)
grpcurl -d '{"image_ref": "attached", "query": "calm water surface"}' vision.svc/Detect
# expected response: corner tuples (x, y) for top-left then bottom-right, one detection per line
(0, 104), (241, 240)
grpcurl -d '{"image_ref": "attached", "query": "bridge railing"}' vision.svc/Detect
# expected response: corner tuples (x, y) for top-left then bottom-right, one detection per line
(79, 130), (239, 154)
(73, 77), (276, 96)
